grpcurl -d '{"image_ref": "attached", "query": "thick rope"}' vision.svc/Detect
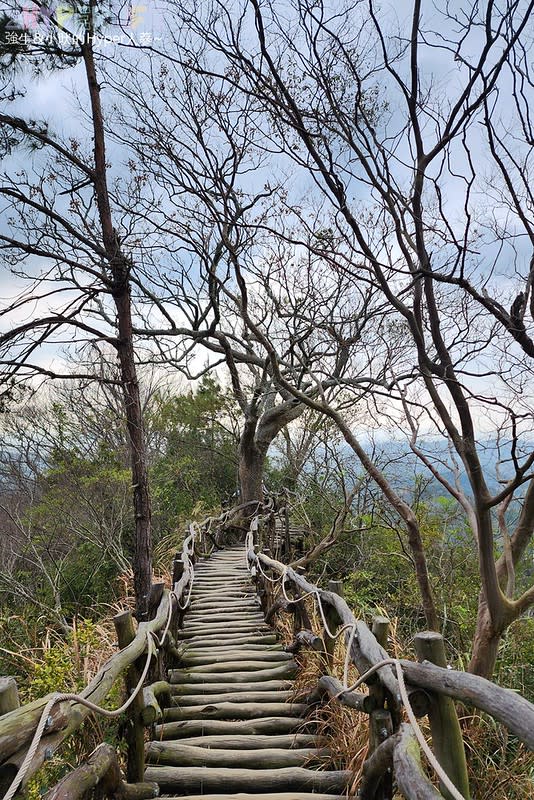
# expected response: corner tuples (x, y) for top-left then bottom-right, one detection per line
(5, 518), (204, 800)
(4, 632), (156, 800)
(341, 658), (466, 800)
(252, 549), (357, 691)
(246, 522), (466, 800)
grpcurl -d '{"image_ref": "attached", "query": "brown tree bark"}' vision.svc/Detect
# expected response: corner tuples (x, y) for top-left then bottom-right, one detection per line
(468, 597), (503, 680)
(239, 441), (265, 505)
(238, 399), (304, 507)
(114, 287), (153, 619)
(82, 36), (152, 619)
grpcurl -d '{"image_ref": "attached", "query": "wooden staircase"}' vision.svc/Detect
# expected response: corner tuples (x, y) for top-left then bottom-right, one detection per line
(145, 546), (350, 799)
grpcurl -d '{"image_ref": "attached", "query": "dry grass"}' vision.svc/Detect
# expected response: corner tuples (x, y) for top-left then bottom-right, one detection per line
(267, 591), (369, 790)
(265, 589), (533, 799)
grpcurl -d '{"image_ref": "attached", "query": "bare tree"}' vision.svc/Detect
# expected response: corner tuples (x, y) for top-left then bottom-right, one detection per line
(0, 393), (133, 626)
(174, 0), (534, 677)
(0, 2), (154, 617)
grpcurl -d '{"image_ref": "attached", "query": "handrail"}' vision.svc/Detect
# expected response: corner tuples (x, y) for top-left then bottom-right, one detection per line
(0, 511), (214, 797)
(245, 510), (534, 800)
(3, 501), (533, 800)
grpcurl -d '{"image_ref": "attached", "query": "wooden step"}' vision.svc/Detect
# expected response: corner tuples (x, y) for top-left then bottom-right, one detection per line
(185, 597), (259, 621)
(187, 602), (261, 612)
(193, 579), (250, 583)
(182, 643), (283, 653)
(190, 586), (254, 594)
(145, 742), (329, 768)
(170, 680), (292, 695)
(165, 733), (320, 749)
(163, 701), (307, 722)
(154, 717), (311, 739)
(179, 652), (292, 667)
(175, 658), (292, 673)
(160, 794), (342, 800)
(172, 691), (293, 706)
(180, 649), (292, 667)
(183, 615), (266, 625)
(169, 664), (297, 684)
(181, 635), (279, 648)
(144, 765), (351, 794)
(180, 622), (272, 639)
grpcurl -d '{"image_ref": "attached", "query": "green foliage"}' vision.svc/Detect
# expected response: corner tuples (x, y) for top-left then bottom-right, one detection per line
(18, 618), (122, 798)
(25, 619), (100, 698)
(150, 376), (238, 532)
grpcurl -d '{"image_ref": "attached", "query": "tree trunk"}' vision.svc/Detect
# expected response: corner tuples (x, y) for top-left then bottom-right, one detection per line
(238, 440), (265, 505)
(468, 595), (503, 679)
(238, 414), (266, 506)
(82, 38), (152, 621)
(114, 286), (153, 621)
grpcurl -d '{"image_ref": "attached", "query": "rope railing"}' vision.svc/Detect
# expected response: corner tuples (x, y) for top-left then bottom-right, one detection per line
(2, 500), (533, 800)
(0, 511), (218, 799)
(244, 509), (534, 800)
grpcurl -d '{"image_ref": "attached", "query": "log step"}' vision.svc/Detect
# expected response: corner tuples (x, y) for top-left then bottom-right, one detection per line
(168, 664), (297, 684)
(163, 702), (308, 722)
(170, 681), (293, 695)
(154, 717), (312, 739)
(145, 742), (329, 768)
(160, 795), (342, 800)
(179, 626), (271, 639)
(179, 652), (292, 667)
(181, 635), (279, 648)
(160, 734), (320, 749)
(182, 643), (284, 653)
(172, 660), (294, 674)
(144, 766), (351, 794)
(173, 691), (293, 706)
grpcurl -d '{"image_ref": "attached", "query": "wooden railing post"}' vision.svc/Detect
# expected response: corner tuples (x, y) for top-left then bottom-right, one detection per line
(414, 632), (470, 800)
(368, 616), (393, 800)
(284, 504), (291, 560)
(323, 580), (343, 671)
(113, 611), (146, 783)
(371, 616), (390, 650)
(0, 678), (20, 716)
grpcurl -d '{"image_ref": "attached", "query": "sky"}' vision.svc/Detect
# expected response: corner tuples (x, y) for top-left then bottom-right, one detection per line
(1, 0), (533, 462)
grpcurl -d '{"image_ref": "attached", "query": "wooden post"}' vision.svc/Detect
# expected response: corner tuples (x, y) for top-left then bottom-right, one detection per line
(328, 579), (344, 595)
(172, 555), (184, 587)
(322, 580), (343, 671)
(414, 632), (470, 800)
(148, 582), (167, 682)
(368, 616), (393, 799)
(284, 504), (291, 560)
(268, 515), (276, 554)
(372, 616), (390, 650)
(0, 678), (20, 716)
(113, 611), (146, 783)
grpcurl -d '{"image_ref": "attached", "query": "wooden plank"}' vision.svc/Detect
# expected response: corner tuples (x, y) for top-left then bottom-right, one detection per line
(179, 652), (291, 667)
(168, 664), (297, 684)
(163, 701), (307, 721)
(159, 795), (342, 800)
(170, 680), (292, 695)
(144, 765), (351, 794)
(172, 659), (293, 674)
(145, 742), (328, 768)
(174, 691), (293, 706)
(153, 716), (310, 738)
(166, 734), (319, 749)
